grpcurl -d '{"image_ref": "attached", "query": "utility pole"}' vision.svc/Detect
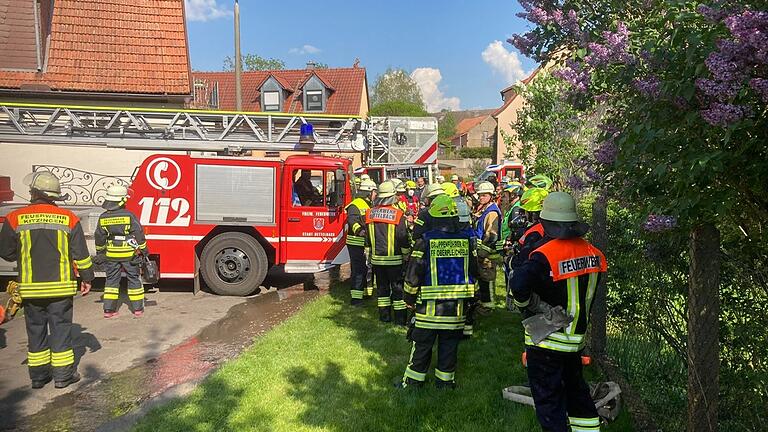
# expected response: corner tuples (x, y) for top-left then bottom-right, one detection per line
(234, 0), (242, 111)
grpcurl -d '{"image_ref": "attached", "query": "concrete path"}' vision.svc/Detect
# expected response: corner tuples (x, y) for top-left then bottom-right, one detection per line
(0, 282), (246, 425)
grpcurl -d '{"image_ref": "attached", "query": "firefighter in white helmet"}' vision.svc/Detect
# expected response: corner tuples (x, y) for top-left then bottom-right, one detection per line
(472, 181), (502, 313)
(95, 185), (148, 318)
(346, 179), (377, 305)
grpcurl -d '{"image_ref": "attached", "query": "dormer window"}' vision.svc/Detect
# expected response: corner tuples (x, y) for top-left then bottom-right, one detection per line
(302, 75), (327, 112)
(260, 76), (284, 112)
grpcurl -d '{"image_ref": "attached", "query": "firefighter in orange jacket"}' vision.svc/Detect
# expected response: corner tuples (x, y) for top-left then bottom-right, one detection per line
(510, 192), (606, 432)
(0, 172), (94, 389)
(95, 185), (148, 318)
(366, 181), (410, 324)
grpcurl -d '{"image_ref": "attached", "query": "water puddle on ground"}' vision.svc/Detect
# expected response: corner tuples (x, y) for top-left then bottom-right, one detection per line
(3, 267), (347, 432)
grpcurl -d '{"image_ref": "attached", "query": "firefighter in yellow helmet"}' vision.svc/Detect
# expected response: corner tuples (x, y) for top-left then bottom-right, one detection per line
(346, 179), (377, 305)
(510, 192), (606, 431)
(95, 185), (148, 318)
(366, 181), (411, 324)
(510, 187), (550, 269)
(412, 183), (446, 242)
(0, 172), (94, 389)
(399, 195), (478, 389)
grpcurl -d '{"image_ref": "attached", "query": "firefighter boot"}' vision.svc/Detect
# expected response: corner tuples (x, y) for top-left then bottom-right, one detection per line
(379, 307), (392, 323)
(393, 309), (407, 326)
(55, 371), (81, 389)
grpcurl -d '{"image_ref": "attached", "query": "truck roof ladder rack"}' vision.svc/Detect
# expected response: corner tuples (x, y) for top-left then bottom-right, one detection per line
(0, 102), (366, 154)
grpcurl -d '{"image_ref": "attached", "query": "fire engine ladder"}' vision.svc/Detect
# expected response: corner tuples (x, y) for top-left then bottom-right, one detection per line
(0, 102), (367, 153)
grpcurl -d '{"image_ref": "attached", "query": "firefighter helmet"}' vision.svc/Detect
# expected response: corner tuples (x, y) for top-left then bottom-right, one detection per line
(505, 181), (525, 195)
(360, 174), (371, 181)
(104, 185), (129, 202)
(423, 183), (445, 199)
(428, 194), (458, 218)
(359, 179), (377, 192)
(406, 180), (417, 189)
(475, 181), (495, 195)
(450, 174), (459, 181)
(392, 178), (406, 193)
(540, 191), (579, 222)
(435, 175), (445, 183)
(377, 180), (397, 198)
(528, 174), (554, 191)
(23, 171), (62, 200)
(520, 188), (550, 212)
(441, 182), (459, 198)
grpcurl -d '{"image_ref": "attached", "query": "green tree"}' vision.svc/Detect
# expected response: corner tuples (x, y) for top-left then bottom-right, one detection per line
(511, 1), (768, 429)
(438, 111), (457, 146)
(224, 53), (285, 71)
(370, 68), (425, 108)
(368, 100), (428, 117)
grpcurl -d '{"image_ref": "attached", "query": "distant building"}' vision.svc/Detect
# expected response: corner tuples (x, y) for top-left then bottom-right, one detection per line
(0, 0), (192, 106)
(450, 115), (496, 152)
(492, 68), (540, 163)
(191, 64), (368, 117)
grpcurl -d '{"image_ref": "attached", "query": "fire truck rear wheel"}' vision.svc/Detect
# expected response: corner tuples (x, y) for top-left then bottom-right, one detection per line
(201, 232), (268, 296)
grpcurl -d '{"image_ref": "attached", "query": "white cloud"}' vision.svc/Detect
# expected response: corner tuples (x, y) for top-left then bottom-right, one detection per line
(289, 45), (322, 55)
(410, 68), (461, 112)
(185, 0), (230, 22)
(482, 40), (527, 85)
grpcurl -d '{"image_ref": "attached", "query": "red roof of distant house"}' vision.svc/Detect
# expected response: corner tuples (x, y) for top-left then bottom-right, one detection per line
(191, 67), (367, 115)
(451, 115), (487, 139)
(0, 0), (191, 95)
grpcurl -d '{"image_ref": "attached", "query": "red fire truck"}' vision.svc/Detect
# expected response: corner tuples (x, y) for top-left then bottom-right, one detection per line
(0, 103), (368, 295)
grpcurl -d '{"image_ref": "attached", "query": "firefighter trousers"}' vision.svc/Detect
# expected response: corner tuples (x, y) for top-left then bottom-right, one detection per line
(103, 260), (143, 313)
(373, 265), (405, 324)
(477, 279), (494, 308)
(526, 347), (600, 432)
(348, 245), (367, 304)
(403, 328), (462, 387)
(23, 297), (77, 384)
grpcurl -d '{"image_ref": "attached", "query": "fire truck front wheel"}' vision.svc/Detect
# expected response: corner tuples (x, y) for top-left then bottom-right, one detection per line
(200, 232), (269, 296)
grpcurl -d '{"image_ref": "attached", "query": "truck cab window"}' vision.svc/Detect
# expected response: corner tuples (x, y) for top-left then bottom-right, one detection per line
(293, 169), (324, 207)
(325, 171), (337, 207)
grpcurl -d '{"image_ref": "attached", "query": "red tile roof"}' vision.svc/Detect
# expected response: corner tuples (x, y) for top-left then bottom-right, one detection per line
(0, 0), (40, 71)
(0, 0), (191, 95)
(191, 67), (367, 115)
(452, 115), (487, 138)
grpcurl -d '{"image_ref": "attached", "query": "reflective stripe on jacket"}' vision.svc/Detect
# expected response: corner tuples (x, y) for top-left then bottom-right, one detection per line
(403, 227), (478, 330)
(345, 198), (370, 247)
(95, 208), (147, 261)
(0, 203), (94, 299)
(517, 237), (607, 352)
(365, 206), (410, 266)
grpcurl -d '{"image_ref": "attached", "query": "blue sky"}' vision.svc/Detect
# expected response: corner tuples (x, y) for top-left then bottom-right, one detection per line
(185, 0), (536, 111)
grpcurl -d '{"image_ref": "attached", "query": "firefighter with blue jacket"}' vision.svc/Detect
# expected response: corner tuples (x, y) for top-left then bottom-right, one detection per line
(399, 194), (478, 389)
(510, 192), (607, 432)
(473, 181), (503, 313)
(345, 179), (376, 305)
(366, 181), (411, 324)
(0, 172), (94, 389)
(95, 185), (148, 318)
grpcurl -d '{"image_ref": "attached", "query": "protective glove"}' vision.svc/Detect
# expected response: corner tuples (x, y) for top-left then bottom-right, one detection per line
(130, 253), (144, 266)
(522, 306), (574, 344)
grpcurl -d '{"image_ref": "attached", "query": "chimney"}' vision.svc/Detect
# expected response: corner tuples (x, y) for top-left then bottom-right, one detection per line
(306, 61), (317, 70)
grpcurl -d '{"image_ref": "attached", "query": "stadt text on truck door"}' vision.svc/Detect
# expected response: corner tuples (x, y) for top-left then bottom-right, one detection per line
(281, 156), (350, 273)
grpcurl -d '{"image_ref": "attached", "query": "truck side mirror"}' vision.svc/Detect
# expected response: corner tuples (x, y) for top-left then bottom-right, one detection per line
(332, 169), (346, 207)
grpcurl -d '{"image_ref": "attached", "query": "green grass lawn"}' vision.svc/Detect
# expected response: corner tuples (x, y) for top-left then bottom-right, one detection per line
(132, 275), (634, 432)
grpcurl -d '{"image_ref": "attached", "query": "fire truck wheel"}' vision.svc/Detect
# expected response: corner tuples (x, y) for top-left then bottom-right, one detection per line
(201, 232), (268, 296)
